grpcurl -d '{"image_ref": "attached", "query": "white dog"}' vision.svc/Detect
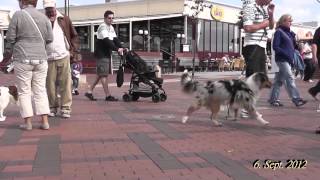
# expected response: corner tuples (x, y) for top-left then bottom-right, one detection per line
(0, 86), (18, 121)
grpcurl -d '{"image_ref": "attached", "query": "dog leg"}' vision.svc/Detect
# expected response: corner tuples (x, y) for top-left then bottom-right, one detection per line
(0, 110), (6, 122)
(210, 105), (222, 126)
(232, 108), (239, 121)
(248, 109), (269, 125)
(182, 104), (201, 124)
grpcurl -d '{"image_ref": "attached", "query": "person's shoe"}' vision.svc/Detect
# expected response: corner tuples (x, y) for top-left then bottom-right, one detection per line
(293, 99), (307, 107)
(270, 101), (284, 107)
(48, 109), (57, 117)
(61, 112), (71, 118)
(85, 92), (97, 101)
(74, 90), (79, 95)
(308, 89), (318, 101)
(40, 123), (50, 130)
(309, 79), (314, 83)
(19, 124), (32, 131)
(105, 96), (118, 101)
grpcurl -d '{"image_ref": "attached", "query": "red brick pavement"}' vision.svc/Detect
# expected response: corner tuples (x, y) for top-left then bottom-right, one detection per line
(0, 71), (320, 179)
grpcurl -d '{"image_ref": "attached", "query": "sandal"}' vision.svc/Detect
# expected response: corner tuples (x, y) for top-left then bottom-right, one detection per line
(270, 101), (284, 107)
(105, 96), (118, 101)
(85, 92), (97, 101)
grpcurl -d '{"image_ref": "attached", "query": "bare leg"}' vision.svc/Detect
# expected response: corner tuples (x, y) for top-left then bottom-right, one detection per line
(100, 76), (111, 97)
(19, 117), (32, 130)
(182, 103), (201, 123)
(40, 114), (49, 130)
(88, 75), (101, 93)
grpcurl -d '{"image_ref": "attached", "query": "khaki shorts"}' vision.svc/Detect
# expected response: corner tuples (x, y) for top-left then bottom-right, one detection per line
(96, 58), (110, 76)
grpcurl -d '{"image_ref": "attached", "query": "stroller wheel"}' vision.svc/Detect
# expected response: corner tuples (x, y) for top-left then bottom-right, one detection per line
(152, 94), (160, 103)
(123, 94), (131, 102)
(160, 93), (167, 102)
(131, 95), (139, 101)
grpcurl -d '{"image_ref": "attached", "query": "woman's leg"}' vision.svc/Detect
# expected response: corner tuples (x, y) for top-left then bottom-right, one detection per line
(269, 71), (284, 104)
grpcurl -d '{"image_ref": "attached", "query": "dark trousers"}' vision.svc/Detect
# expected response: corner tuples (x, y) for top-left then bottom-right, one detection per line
(242, 45), (267, 77)
(309, 81), (320, 95)
(303, 58), (315, 81)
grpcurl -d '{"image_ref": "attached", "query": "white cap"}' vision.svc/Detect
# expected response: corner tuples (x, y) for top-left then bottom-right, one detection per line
(43, 0), (56, 8)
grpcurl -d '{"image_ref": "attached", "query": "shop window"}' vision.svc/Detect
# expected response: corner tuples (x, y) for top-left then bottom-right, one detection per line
(217, 22), (223, 52)
(211, 21), (217, 52)
(223, 23), (229, 53)
(204, 21), (210, 51)
(75, 26), (91, 52)
(198, 20), (204, 52)
(228, 24), (234, 53)
(132, 21), (148, 51)
(116, 24), (130, 48)
(234, 25), (240, 53)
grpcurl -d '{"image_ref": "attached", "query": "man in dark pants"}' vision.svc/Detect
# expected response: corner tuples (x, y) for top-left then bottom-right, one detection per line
(309, 27), (320, 134)
(242, 0), (275, 77)
(309, 27), (320, 102)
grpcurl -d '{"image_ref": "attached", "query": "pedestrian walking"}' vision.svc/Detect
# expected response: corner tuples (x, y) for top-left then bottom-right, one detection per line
(242, 0), (275, 77)
(308, 26), (320, 100)
(85, 10), (124, 101)
(268, 14), (307, 107)
(4, 0), (53, 130)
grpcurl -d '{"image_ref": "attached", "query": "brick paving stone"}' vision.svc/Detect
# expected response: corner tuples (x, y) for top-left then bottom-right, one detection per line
(1, 72), (320, 179)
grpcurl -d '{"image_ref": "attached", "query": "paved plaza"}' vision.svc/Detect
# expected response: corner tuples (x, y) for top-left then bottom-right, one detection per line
(0, 71), (319, 180)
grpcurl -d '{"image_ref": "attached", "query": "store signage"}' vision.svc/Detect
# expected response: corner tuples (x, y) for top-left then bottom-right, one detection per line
(211, 5), (224, 21)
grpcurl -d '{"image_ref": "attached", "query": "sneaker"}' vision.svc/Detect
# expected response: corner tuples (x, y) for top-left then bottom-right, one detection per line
(308, 89), (318, 101)
(61, 112), (71, 118)
(74, 90), (79, 95)
(85, 92), (97, 101)
(105, 96), (118, 101)
(48, 108), (57, 117)
(270, 101), (284, 107)
(19, 124), (32, 131)
(40, 123), (50, 130)
(309, 79), (314, 83)
(293, 99), (307, 107)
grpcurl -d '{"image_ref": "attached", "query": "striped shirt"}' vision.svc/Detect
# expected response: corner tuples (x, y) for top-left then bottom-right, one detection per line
(242, 0), (269, 48)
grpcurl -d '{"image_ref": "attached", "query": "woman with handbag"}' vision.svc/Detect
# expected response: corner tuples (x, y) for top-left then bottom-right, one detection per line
(4, 0), (53, 130)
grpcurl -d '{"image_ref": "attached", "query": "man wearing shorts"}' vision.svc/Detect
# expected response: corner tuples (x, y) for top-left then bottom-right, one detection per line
(85, 10), (124, 101)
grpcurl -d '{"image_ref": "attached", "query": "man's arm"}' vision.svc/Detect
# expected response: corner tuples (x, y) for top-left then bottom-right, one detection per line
(267, 4), (275, 30)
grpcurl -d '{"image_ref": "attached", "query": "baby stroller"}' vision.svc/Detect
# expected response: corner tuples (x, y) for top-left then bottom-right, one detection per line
(120, 50), (167, 103)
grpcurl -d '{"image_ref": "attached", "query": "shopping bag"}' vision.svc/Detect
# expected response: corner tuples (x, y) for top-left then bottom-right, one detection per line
(116, 65), (124, 87)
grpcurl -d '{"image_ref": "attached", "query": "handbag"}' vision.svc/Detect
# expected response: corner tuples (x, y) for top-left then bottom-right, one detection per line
(116, 55), (124, 87)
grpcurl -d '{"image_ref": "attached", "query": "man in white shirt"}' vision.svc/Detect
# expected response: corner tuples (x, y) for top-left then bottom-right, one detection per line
(43, 0), (79, 118)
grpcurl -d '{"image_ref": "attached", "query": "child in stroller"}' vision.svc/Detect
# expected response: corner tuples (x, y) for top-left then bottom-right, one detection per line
(120, 51), (167, 103)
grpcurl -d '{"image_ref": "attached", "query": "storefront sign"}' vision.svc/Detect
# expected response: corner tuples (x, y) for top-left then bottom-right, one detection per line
(183, 44), (190, 52)
(211, 5), (224, 21)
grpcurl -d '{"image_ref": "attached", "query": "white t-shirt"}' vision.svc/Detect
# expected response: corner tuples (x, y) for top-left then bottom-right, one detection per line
(97, 23), (117, 40)
(303, 43), (313, 59)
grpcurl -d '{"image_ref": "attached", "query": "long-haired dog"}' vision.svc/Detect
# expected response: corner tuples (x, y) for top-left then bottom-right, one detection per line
(0, 86), (18, 121)
(180, 71), (272, 126)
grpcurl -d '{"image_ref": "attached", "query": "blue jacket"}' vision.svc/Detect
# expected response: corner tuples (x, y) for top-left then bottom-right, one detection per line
(272, 26), (297, 65)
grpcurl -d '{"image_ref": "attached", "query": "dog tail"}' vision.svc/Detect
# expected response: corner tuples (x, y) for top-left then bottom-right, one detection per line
(181, 70), (198, 94)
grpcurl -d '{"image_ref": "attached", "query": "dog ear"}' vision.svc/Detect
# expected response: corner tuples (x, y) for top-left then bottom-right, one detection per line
(8, 86), (18, 101)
